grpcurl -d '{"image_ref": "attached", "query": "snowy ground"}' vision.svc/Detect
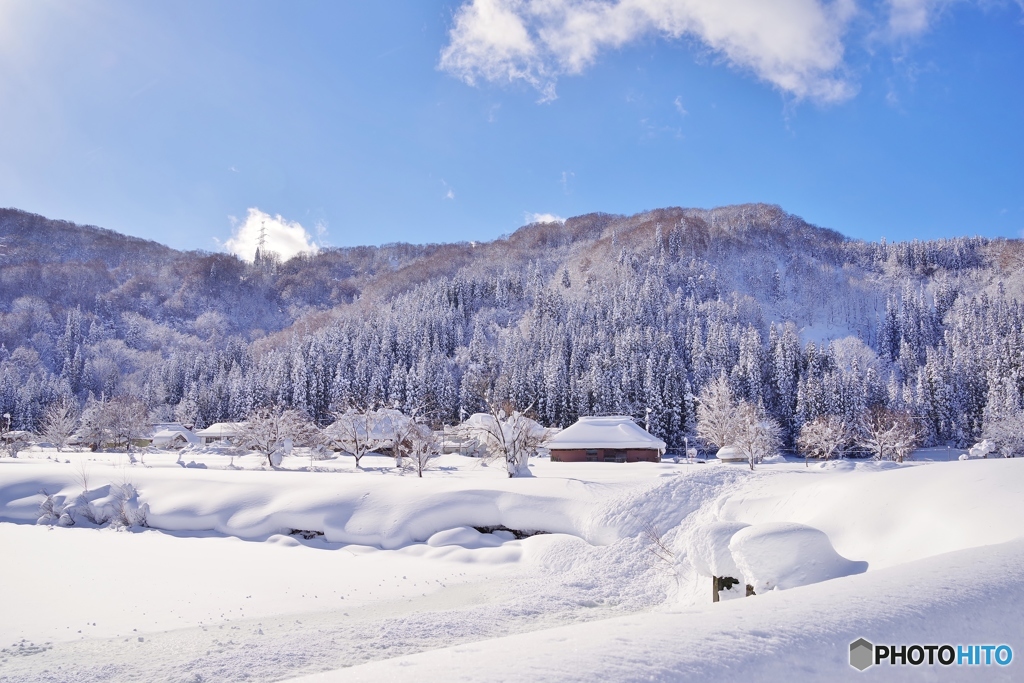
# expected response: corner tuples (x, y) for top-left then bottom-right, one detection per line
(1, 447), (1021, 682)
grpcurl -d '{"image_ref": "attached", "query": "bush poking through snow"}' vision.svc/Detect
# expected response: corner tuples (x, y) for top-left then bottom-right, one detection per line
(37, 491), (60, 525)
(35, 483), (149, 529)
(638, 519), (678, 568)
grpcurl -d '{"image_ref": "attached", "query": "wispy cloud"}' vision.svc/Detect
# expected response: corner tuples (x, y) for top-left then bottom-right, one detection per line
(439, 0), (858, 104)
(673, 95), (688, 116)
(220, 208), (320, 262)
(560, 170), (574, 194)
(441, 179), (456, 200)
(885, 0), (950, 37)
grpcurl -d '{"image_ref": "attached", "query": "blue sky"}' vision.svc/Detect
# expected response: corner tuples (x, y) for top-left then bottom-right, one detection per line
(1, 0), (1021, 258)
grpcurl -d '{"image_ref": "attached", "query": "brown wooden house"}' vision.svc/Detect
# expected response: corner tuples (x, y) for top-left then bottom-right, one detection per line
(547, 416), (666, 463)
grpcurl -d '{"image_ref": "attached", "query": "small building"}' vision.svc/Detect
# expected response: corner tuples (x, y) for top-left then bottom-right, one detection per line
(151, 427), (201, 449)
(547, 416), (665, 463)
(194, 422), (246, 445)
(715, 445), (747, 463)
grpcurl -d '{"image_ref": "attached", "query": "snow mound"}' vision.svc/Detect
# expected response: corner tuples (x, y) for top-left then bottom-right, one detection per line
(426, 526), (506, 549)
(686, 521), (750, 578)
(817, 458), (856, 470)
(729, 522), (867, 593)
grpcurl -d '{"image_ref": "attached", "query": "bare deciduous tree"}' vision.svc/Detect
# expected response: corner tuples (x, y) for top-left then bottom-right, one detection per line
(797, 414), (851, 467)
(731, 402), (781, 470)
(860, 407), (919, 463)
(41, 398), (79, 452)
(237, 407), (319, 467)
(324, 404), (385, 469)
(108, 396), (150, 452)
(79, 395), (112, 451)
(696, 375), (738, 450)
(462, 400), (546, 478)
(407, 422), (438, 478)
(981, 408), (1024, 458)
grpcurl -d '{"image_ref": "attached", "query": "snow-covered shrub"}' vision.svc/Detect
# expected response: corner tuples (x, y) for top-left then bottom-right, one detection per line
(108, 482), (149, 529)
(37, 491), (61, 525)
(982, 410), (1024, 458)
(35, 483), (148, 529)
(961, 439), (996, 460)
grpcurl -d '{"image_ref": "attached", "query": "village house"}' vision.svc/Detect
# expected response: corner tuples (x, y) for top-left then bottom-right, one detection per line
(546, 415), (665, 463)
(194, 422), (246, 445)
(149, 424), (201, 449)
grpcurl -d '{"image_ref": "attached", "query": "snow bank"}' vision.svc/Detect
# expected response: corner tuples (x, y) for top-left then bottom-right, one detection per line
(729, 522), (867, 593)
(426, 526), (507, 549)
(717, 458), (1024, 569)
(0, 463), (623, 548)
(293, 538), (1024, 683)
(4, 455), (1024, 682)
(686, 521), (749, 578)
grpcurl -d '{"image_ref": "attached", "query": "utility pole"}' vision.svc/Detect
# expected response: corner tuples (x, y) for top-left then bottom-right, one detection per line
(255, 221), (268, 264)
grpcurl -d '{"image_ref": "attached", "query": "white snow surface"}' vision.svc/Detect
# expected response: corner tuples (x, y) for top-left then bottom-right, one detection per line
(1, 450), (1023, 682)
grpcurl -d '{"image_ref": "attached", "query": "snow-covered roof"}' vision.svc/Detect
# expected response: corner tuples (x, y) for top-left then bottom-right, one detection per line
(545, 416), (666, 451)
(144, 422), (191, 439)
(151, 428), (200, 445)
(715, 445), (746, 462)
(194, 422), (246, 437)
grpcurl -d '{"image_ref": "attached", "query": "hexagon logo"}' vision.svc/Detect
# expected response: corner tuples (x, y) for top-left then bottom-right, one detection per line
(850, 638), (874, 671)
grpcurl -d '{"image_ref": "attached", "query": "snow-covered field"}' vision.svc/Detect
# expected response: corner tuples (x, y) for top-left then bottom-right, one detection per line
(1, 448), (1021, 682)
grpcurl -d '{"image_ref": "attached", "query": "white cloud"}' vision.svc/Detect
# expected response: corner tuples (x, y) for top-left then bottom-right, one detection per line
(673, 95), (688, 115)
(440, 0), (858, 103)
(885, 0), (947, 36)
(221, 208), (320, 262)
(526, 212), (566, 224)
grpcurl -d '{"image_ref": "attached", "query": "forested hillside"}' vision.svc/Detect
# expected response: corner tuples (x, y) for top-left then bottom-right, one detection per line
(2, 203), (1022, 451)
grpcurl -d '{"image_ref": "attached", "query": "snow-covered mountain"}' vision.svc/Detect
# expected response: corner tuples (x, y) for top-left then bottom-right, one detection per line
(2, 204), (1022, 450)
